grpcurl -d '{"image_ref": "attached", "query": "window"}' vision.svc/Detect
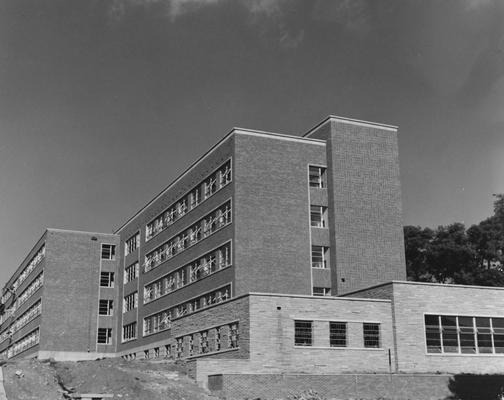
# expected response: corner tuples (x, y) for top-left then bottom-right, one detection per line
(101, 244), (116, 260)
(329, 322), (347, 347)
(425, 315), (504, 355)
(310, 206), (328, 228)
(125, 233), (140, 256)
(363, 323), (380, 348)
(124, 262), (139, 284)
(311, 246), (329, 269)
(122, 322), (137, 342)
(294, 320), (313, 346)
(97, 328), (112, 344)
(309, 166), (326, 188)
(98, 299), (113, 316)
(313, 287), (331, 296)
(100, 272), (114, 287)
(123, 292), (138, 313)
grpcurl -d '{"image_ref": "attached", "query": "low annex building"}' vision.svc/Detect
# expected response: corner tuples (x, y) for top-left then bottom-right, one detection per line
(1, 116), (503, 385)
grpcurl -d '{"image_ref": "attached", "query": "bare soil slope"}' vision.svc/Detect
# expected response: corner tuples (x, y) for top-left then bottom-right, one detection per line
(3, 357), (216, 400)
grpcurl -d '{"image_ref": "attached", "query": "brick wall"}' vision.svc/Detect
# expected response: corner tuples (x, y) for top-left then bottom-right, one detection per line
(390, 282), (504, 374)
(40, 230), (119, 353)
(208, 373), (452, 400)
(234, 132), (327, 296)
(308, 118), (406, 295)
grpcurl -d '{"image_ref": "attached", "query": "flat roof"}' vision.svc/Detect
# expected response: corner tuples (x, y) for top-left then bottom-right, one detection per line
(304, 115), (398, 138)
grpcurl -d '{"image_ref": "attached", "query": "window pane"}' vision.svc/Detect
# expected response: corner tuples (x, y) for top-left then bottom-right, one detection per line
(493, 318), (504, 353)
(424, 315), (442, 353)
(441, 316), (459, 353)
(458, 317), (476, 354)
(476, 317), (493, 353)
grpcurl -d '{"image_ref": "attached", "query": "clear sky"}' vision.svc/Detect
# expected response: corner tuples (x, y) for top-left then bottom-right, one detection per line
(1, 0), (503, 287)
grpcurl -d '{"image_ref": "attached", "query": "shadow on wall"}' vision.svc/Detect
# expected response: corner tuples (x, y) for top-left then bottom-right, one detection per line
(448, 375), (504, 400)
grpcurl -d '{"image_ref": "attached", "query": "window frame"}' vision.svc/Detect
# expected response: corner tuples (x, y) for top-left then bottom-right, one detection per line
(363, 323), (381, 348)
(309, 166), (327, 189)
(294, 320), (313, 347)
(310, 205), (328, 228)
(101, 244), (116, 260)
(97, 328), (113, 345)
(329, 321), (347, 347)
(99, 271), (115, 288)
(98, 299), (114, 316)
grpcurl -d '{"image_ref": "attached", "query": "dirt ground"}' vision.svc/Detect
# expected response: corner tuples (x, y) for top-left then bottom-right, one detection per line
(2, 357), (218, 400)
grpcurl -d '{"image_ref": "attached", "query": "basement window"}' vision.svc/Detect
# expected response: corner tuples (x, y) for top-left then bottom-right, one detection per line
(98, 299), (113, 316)
(329, 322), (347, 347)
(101, 244), (116, 260)
(363, 323), (381, 348)
(294, 320), (313, 346)
(313, 287), (331, 296)
(97, 328), (112, 344)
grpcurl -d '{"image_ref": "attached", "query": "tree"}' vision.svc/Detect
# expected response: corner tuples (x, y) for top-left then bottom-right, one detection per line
(404, 194), (504, 287)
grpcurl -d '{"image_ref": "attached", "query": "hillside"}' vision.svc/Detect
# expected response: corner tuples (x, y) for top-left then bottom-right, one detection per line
(2, 357), (216, 400)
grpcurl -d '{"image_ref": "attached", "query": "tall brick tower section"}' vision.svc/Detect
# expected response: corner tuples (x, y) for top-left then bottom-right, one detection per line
(305, 116), (406, 295)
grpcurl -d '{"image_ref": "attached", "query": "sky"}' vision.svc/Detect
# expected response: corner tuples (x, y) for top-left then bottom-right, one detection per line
(0, 0), (503, 286)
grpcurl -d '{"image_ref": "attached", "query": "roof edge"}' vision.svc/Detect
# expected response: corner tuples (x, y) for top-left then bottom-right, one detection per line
(304, 115), (398, 138)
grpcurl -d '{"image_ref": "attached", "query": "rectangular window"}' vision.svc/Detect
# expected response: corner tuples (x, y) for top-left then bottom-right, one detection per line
(100, 272), (115, 288)
(425, 314), (504, 354)
(124, 262), (139, 284)
(311, 246), (329, 269)
(294, 320), (313, 346)
(123, 292), (138, 313)
(101, 244), (116, 260)
(363, 323), (380, 348)
(310, 206), (328, 228)
(97, 328), (112, 344)
(329, 322), (347, 347)
(309, 166), (326, 188)
(125, 232), (140, 256)
(313, 287), (331, 296)
(123, 322), (137, 342)
(98, 299), (113, 316)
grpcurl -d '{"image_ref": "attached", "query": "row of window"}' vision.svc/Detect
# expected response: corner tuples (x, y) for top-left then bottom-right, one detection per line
(7, 328), (40, 358)
(425, 314), (504, 354)
(143, 285), (231, 338)
(2, 245), (46, 304)
(12, 300), (41, 334)
(125, 233), (140, 257)
(143, 243), (231, 304)
(176, 322), (239, 358)
(146, 160), (232, 241)
(294, 320), (381, 348)
(16, 272), (44, 310)
(144, 201), (231, 273)
(123, 292), (138, 313)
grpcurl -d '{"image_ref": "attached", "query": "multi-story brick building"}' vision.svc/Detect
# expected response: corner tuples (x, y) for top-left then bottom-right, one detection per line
(1, 115), (504, 388)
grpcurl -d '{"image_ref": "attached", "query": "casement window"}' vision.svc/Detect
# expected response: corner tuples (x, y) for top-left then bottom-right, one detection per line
(98, 299), (113, 316)
(310, 205), (328, 228)
(309, 166), (326, 188)
(125, 233), (140, 256)
(311, 246), (329, 269)
(101, 244), (116, 260)
(97, 328), (112, 344)
(124, 262), (139, 284)
(313, 287), (331, 296)
(122, 322), (137, 342)
(294, 320), (313, 346)
(100, 272), (115, 287)
(329, 322), (347, 347)
(363, 323), (381, 348)
(425, 314), (504, 354)
(123, 292), (138, 313)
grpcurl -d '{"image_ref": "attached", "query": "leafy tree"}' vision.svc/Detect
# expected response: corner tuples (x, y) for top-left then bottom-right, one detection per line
(404, 194), (504, 287)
